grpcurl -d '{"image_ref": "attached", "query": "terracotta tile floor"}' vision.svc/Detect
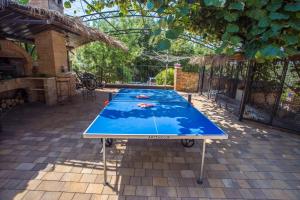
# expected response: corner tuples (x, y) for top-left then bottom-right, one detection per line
(0, 89), (300, 200)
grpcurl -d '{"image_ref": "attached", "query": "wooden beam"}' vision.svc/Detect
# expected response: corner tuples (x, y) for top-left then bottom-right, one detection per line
(6, 19), (50, 25)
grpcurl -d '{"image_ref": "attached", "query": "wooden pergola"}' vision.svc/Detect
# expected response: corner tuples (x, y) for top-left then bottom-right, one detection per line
(0, 0), (128, 50)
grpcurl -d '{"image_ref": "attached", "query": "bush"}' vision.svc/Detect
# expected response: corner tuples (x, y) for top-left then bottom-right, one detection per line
(155, 68), (174, 85)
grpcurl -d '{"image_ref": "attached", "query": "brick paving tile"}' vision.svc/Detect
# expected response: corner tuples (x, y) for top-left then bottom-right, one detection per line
(53, 165), (73, 173)
(37, 180), (64, 191)
(91, 194), (109, 200)
(205, 188), (226, 198)
(61, 173), (83, 182)
(130, 176), (141, 185)
(86, 183), (104, 194)
(123, 185), (136, 196)
(180, 170), (195, 178)
(72, 193), (92, 200)
(40, 191), (62, 200)
(135, 186), (156, 196)
(0, 189), (27, 200)
(134, 169), (145, 177)
(59, 192), (75, 200)
(153, 177), (168, 186)
(141, 177), (153, 186)
(187, 187), (206, 198)
(71, 167), (83, 173)
(16, 179), (42, 190)
(143, 162), (153, 169)
(102, 185), (118, 195)
(80, 174), (97, 183)
(42, 172), (64, 181)
(239, 188), (267, 199)
(207, 179), (224, 188)
(262, 189), (290, 199)
(22, 190), (45, 200)
(61, 182), (89, 193)
(175, 187), (190, 198)
(15, 163), (36, 171)
(156, 187), (177, 197)
(223, 188), (242, 199)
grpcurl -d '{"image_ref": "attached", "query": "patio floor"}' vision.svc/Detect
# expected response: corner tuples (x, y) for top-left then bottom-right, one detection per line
(0, 89), (300, 200)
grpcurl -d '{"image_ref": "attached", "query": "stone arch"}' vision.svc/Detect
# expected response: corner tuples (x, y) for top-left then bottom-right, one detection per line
(0, 40), (33, 76)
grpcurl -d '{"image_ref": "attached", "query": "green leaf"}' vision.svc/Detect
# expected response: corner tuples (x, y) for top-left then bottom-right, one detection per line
(156, 6), (165, 14)
(224, 12), (239, 22)
(156, 39), (171, 51)
(230, 35), (242, 44)
(226, 24), (239, 33)
(166, 15), (175, 23)
(152, 28), (161, 36)
(246, 9), (266, 20)
(259, 44), (284, 58)
(270, 23), (283, 32)
(283, 35), (298, 45)
(179, 6), (190, 16)
(64, 1), (71, 8)
(204, 0), (226, 7)
(165, 29), (180, 39)
(229, 2), (244, 10)
(284, 3), (300, 12)
(247, 0), (268, 8)
(266, 2), (282, 12)
(258, 17), (270, 27)
(146, 0), (154, 10)
(289, 21), (300, 30)
(250, 26), (266, 36)
(269, 12), (289, 20)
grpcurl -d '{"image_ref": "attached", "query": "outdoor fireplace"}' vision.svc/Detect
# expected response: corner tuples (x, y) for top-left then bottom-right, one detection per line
(0, 57), (26, 80)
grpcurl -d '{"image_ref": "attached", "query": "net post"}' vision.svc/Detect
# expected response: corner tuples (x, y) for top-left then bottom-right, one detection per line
(108, 93), (112, 101)
(188, 94), (192, 103)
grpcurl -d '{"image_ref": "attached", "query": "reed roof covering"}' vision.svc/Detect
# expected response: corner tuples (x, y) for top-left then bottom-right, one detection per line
(0, 0), (128, 51)
(189, 54), (246, 67)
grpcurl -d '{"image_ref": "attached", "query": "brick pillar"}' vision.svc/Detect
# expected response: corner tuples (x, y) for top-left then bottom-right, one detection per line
(174, 66), (182, 91)
(34, 30), (68, 77)
(174, 66), (199, 92)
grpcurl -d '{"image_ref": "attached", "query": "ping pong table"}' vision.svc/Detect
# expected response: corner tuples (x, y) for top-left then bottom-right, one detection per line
(83, 88), (227, 184)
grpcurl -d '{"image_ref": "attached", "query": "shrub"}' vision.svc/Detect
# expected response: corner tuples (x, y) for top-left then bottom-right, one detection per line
(155, 68), (174, 85)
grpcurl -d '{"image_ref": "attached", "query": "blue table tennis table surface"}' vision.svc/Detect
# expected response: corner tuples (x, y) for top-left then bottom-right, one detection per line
(83, 89), (227, 139)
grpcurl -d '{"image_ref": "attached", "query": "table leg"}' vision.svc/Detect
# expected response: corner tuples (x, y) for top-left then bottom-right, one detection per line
(197, 139), (206, 184)
(103, 138), (107, 185)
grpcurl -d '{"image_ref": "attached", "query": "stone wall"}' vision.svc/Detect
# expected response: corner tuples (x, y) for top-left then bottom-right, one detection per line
(174, 67), (199, 92)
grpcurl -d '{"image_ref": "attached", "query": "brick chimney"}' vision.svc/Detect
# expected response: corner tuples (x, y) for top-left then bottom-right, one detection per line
(29, 0), (64, 14)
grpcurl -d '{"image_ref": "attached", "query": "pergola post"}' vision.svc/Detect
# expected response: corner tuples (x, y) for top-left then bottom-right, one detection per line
(208, 66), (213, 99)
(218, 65), (223, 92)
(232, 63), (241, 99)
(198, 66), (206, 95)
(238, 62), (255, 121)
(269, 60), (289, 124)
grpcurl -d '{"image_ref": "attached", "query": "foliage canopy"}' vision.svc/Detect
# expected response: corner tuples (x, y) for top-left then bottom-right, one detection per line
(66, 0), (300, 61)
